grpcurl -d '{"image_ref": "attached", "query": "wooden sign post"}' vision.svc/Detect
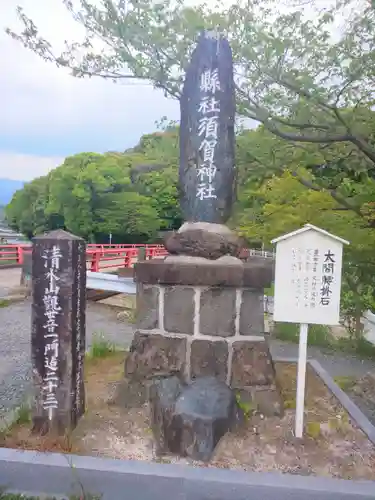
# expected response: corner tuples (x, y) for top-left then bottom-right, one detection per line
(271, 224), (349, 438)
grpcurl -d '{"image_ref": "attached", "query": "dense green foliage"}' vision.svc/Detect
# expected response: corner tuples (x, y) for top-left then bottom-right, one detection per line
(5, 130), (182, 243)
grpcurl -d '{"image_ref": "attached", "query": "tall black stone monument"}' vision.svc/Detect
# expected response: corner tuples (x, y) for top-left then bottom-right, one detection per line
(179, 30), (236, 224)
(31, 229), (86, 435)
(128, 31), (282, 462)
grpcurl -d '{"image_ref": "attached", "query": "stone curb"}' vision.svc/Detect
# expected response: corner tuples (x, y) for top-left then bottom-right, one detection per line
(0, 358), (375, 499)
(0, 446), (374, 500)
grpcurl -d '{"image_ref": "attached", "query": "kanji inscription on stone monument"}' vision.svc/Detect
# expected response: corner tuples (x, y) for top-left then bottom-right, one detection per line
(31, 229), (86, 435)
(179, 30), (236, 224)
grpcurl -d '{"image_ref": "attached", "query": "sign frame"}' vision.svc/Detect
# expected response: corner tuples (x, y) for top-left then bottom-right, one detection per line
(271, 224), (349, 438)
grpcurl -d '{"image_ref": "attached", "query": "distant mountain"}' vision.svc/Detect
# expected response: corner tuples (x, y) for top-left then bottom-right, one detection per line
(0, 178), (25, 205)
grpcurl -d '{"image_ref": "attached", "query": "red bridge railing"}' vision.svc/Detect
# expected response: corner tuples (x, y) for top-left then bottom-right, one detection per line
(86, 245), (167, 272)
(0, 244), (273, 271)
(0, 243), (168, 272)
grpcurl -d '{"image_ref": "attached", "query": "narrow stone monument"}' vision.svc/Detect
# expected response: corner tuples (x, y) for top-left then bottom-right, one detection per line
(165, 30), (241, 258)
(125, 30), (283, 461)
(31, 229), (86, 435)
(179, 30), (236, 224)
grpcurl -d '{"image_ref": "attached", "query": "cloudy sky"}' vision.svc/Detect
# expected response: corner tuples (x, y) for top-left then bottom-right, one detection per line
(0, 0), (179, 181)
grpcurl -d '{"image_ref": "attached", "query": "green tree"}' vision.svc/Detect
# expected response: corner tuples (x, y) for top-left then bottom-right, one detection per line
(5, 132), (182, 242)
(238, 169), (375, 339)
(129, 128), (182, 231)
(5, 176), (54, 238)
(6, 0), (375, 218)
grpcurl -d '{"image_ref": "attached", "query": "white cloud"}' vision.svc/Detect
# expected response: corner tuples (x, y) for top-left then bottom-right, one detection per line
(0, 152), (64, 181)
(0, 0), (328, 182)
(0, 0), (179, 181)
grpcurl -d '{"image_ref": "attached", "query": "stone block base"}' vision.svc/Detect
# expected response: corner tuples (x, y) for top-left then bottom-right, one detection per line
(125, 333), (186, 380)
(125, 260), (283, 417)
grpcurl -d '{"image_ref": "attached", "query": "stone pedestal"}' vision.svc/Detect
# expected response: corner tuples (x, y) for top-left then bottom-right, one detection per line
(125, 257), (283, 416)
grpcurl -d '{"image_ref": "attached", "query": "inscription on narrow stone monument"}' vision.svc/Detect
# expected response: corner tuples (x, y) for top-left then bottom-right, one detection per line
(31, 229), (86, 435)
(179, 30), (236, 224)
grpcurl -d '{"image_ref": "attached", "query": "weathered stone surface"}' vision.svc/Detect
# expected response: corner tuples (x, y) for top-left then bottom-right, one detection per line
(164, 286), (194, 334)
(230, 340), (276, 387)
(149, 376), (184, 456)
(134, 259), (273, 288)
(179, 31), (236, 224)
(216, 255), (243, 266)
(31, 229), (86, 435)
(164, 227), (242, 260)
(136, 285), (159, 330)
(179, 222), (233, 235)
(239, 290), (264, 335)
(190, 339), (228, 381)
(164, 254), (243, 266)
(200, 288), (236, 336)
(164, 255), (211, 264)
(150, 376), (238, 461)
(125, 332), (186, 380)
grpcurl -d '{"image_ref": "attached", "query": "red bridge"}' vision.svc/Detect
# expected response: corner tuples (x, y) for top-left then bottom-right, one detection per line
(0, 243), (274, 272)
(0, 244), (168, 272)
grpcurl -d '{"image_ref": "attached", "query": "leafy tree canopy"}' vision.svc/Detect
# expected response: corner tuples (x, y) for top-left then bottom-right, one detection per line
(5, 131), (182, 243)
(236, 167), (375, 333)
(6, 0), (375, 219)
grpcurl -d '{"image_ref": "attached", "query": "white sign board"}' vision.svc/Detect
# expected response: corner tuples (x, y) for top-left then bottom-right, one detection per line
(272, 224), (349, 326)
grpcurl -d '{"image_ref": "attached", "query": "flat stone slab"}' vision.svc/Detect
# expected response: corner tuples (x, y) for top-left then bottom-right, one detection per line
(134, 259), (273, 288)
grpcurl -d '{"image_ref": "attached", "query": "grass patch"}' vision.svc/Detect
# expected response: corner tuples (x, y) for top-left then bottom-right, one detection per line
(334, 376), (356, 391)
(306, 421), (321, 439)
(273, 321), (375, 359)
(235, 392), (256, 420)
(274, 322), (334, 347)
(335, 336), (375, 359)
(264, 283), (274, 297)
(0, 299), (10, 308)
(87, 334), (118, 359)
(13, 404), (31, 426)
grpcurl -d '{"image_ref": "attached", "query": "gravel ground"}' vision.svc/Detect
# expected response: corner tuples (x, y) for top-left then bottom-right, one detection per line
(0, 268), (23, 298)
(0, 299), (374, 422)
(0, 299), (134, 417)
